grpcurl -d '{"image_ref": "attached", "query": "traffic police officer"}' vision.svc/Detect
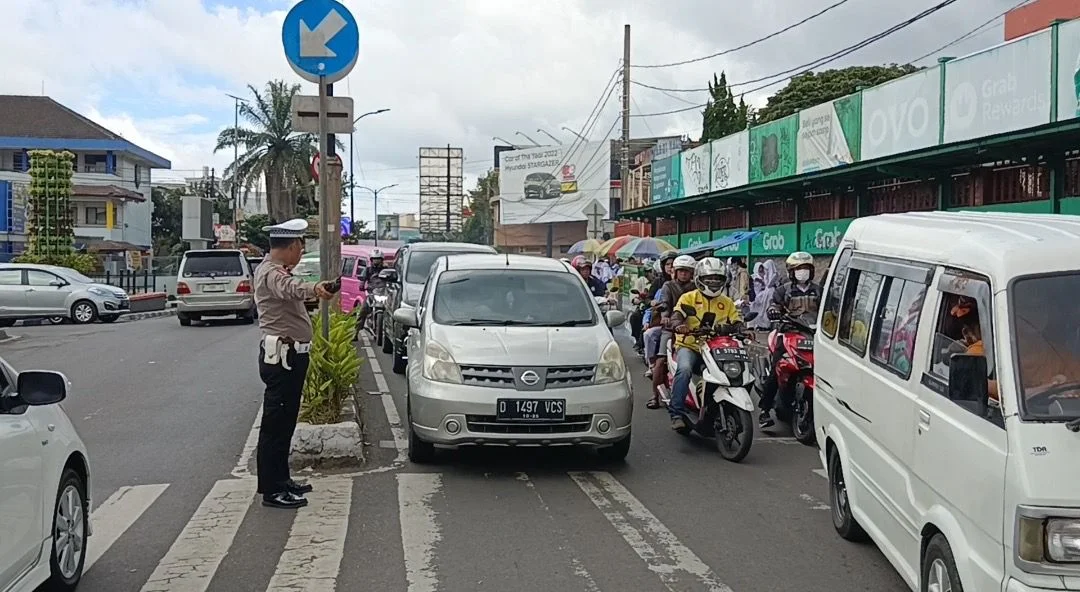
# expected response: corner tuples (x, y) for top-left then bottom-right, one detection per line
(253, 218), (335, 509)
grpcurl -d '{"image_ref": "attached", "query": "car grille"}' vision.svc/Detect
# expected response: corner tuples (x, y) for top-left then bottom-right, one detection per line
(465, 414), (593, 434)
(458, 365), (596, 389)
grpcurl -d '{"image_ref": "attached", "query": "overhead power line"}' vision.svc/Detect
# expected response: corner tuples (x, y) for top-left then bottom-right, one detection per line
(908, 0), (1033, 64)
(631, 0), (857, 69)
(631, 0), (960, 117)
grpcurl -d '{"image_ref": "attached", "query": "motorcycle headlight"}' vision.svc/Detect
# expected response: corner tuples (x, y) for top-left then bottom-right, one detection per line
(421, 341), (462, 384)
(373, 294), (388, 303)
(722, 361), (743, 380)
(595, 340), (627, 384)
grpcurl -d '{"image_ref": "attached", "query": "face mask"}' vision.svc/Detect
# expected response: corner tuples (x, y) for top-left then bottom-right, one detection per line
(794, 269), (811, 282)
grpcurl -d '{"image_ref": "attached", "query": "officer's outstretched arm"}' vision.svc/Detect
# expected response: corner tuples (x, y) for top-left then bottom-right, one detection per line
(265, 268), (317, 301)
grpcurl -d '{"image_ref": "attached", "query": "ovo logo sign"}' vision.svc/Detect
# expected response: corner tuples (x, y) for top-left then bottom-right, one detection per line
(761, 230), (786, 252)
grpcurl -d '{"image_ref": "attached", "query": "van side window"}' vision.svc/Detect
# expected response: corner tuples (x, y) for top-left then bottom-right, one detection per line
(820, 248), (852, 339)
(341, 256), (357, 277)
(870, 277), (927, 378)
(926, 283), (1000, 425)
(837, 269), (882, 356)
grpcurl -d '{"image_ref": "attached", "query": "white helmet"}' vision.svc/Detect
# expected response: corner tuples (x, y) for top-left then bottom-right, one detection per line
(785, 251), (813, 270)
(370, 248), (384, 260)
(694, 257), (727, 297)
(651, 260), (662, 274)
(672, 254), (696, 272)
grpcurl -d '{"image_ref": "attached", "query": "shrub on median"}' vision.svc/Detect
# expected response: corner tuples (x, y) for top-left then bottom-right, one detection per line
(300, 312), (363, 424)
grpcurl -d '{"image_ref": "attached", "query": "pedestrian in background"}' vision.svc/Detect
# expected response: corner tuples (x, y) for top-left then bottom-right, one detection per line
(253, 219), (336, 510)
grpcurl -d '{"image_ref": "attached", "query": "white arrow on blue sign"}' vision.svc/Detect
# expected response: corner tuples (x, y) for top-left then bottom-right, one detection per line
(281, 0), (360, 84)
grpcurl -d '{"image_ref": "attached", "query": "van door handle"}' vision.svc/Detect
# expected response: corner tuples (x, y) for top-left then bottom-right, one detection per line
(917, 409), (931, 433)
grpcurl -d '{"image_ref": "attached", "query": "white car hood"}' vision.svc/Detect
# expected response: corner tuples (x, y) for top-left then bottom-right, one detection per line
(430, 324), (608, 366)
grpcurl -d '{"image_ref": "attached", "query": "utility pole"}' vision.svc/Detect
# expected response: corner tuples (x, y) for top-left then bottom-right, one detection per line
(445, 143), (451, 233)
(358, 184), (398, 246)
(621, 24), (631, 218)
(317, 79), (331, 338)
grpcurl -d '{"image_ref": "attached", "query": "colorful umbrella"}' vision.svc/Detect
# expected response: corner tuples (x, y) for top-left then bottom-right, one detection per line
(567, 238), (604, 255)
(615, 237), (677, 259)
(598, 236), (635, 257)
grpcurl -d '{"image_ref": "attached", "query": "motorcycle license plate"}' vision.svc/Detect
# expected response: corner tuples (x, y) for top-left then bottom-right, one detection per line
(496, 399), (565, 421)
(713, 347), (749, 361)
(796, 338), (814, 351)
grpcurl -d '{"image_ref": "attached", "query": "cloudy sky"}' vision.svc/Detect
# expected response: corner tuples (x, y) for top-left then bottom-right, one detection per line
(1, 0), (1025, 222)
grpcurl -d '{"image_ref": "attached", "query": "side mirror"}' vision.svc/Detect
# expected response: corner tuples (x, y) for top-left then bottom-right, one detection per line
(379, 269), (399, 283)
(605, 310), (626, 328)
(594, 296), (609, 306)
(392, 307), (418, 328)
(680, 303), (696, 317)
(17, 370), (68, 406)
(50, 280), (67, 288)
(948, 354), (989, 414)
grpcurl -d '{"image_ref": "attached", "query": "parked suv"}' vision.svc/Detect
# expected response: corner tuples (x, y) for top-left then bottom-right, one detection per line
(382, 242), (497, 374)
(0, 263), (129, 326)
(0, 358), (92, 592)
(175, 249), (256, 326)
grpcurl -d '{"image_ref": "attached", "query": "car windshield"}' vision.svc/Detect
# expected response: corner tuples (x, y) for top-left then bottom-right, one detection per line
(54, 268), (94, 284)
(1011, 272), (1080, 421)
(432, 269), (596, 326)
(181, 253), (244, 277)
(291, 259), (320, 279)
(406, 251), (462, 284)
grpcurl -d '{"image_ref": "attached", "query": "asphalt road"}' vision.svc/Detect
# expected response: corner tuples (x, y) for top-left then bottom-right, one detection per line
(4, 317), (910, 592)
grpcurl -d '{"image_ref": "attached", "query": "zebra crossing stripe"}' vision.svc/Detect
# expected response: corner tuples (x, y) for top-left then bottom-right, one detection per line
(397, 473), (443, 592)
(85, 484), (170, 573)
(139, 478), (256, 592)
(266, 477), (354, 591)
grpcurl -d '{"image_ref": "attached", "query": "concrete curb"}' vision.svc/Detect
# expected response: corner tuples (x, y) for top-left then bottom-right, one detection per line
(289, 421), (364, 469)
(119, 309), (177, 323)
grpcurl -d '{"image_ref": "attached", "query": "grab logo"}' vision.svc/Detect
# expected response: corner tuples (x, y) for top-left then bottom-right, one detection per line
(811, 228), (843, 251)
(761, 230), (786, 251)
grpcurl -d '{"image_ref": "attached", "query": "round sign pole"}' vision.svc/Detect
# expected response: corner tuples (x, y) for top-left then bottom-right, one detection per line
(317, 77), (331, 340)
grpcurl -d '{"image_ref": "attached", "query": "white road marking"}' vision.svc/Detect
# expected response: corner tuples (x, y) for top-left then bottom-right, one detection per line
(383, 394), (409, 458)
(266, 477), (353, 592)
(569, 471), (733, 592)
(800, 493), (830, 511)
(397, 473), (443, 592)
(232, 405), (262, 478)
(374, 372), (390, 394)
(139, 478), (256, 592)
(757, 436), (801, 444)
(85, 484), (170, 572)
(813, 468), (828, 479)
(367, 350), (382, 374)
(517, 473), (601, 592)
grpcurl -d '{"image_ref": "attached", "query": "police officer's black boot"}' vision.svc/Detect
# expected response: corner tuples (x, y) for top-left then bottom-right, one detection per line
(262, 491), (308, 509)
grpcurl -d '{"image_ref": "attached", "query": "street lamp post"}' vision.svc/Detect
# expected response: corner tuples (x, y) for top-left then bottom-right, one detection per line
(492, 136), (519, 148)
(357, 184), (398, 246)
(348, 108), (390, 231)
(226, 93), (248, 239)
(561, 126), (588, 141)
(515, 131), (541, 146)
(536, 129), (563, 145)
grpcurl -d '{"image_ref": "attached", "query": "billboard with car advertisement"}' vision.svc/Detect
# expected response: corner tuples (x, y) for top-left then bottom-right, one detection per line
(860, 66), (942, 160)
(797, 93), (862, 173)
(943, 29), (1052, 143)
(497, 142), (611, 225)
(709, 130), (750, 192)
(1057, 18), (1080, 121)
(680, 143), (711, 197)
(749, 114), (798, 183)
(650, 154), (683, 203)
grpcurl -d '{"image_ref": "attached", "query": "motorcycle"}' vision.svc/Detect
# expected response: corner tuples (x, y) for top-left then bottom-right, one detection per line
(758, 312), (817, 445)
(630, 290), (651, 357)
(594, 294), (619, 333)
(657, 306), (759, 463)
(363, 286), (390, 346)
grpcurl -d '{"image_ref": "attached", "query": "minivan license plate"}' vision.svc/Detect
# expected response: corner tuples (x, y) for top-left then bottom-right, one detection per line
(203, 284), (225, 292)
(496, 399), (565, 421)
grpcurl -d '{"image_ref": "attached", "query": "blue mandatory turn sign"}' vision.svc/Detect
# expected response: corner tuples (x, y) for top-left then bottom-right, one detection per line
(282, 0), (360, 84)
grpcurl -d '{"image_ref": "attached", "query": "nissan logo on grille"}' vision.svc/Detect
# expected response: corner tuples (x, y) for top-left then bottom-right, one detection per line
(520, 370), (540, 386)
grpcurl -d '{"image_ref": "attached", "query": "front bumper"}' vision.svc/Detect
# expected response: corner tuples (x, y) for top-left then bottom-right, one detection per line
(409, 377), (633, 447)
(100, 297), (130, 313)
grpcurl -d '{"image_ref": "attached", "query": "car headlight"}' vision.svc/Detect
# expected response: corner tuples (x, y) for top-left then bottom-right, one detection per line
(1018, 514), (1080, 565)
(88, 287), (114, 297)
(421, 341), (462, 384)
(722, 361), (743, 380)
(594, 340), (626, 384)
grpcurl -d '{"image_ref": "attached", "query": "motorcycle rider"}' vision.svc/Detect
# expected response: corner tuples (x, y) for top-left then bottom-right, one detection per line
(668, 257), (744, 430)
(759, 251), (822, 429)
(572, 255), (608, 297)
(356, 249), (388, 335)
(647, 254), (697, 394)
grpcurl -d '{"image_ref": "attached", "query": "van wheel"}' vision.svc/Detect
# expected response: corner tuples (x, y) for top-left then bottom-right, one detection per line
(0, 318), (14, 327)
(921, 534), (964, 592)
(44, 468), (87, 591)
(407, 401), (436, 464)
(178, 313), (192, 327)
(392, 342), (407, 375)
(596, 431), (631, 464)
(828, 447), (868, 542)
(381, 325), (394, 354)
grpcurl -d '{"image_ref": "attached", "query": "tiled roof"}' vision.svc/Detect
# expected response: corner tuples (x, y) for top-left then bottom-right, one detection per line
(0, 96), (124, 140)
(72, 184), (146, 202)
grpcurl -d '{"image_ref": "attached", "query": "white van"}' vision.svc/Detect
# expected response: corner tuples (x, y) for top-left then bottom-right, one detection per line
(814, 211), (1080, 592)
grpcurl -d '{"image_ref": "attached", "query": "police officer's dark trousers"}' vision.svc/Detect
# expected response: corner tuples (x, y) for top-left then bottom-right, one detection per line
(257, 345), (310, 495)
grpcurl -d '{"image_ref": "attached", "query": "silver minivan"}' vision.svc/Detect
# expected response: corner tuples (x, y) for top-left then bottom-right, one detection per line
(0, 263), (129, 325)
(392, 254), (632, 464)
(175, 249), (256, 326)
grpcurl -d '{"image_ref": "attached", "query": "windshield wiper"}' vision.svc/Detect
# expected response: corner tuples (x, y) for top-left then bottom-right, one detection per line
(553, 319), (594, 326)
(452, 319), (537, 326)
(1066, 417), (1080, 433)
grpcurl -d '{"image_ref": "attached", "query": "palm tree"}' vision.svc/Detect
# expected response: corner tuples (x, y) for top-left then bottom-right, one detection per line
(215, 80), (339, 222)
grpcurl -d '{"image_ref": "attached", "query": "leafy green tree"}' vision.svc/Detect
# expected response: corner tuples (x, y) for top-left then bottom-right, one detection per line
(151, 186), (184, 255)
(701, 73), (749, 142)
(755, 64), (919, 123)
(214, 80), (340, 223)
(460, 169), (496, 245)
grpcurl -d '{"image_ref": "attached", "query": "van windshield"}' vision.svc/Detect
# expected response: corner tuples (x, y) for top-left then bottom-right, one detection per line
(1010, 273), (1080, 421)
